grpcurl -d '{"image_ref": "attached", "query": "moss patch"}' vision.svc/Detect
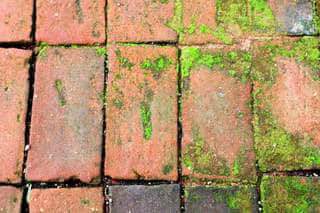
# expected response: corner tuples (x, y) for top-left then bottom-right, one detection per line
(140, 55), (172, 79)
(38, 42), (49, 58)
(261, 176), (320, 212)
(95, 47), (106, 57)
(162, 164), (174, 175)
(225, 186), (254, 211)
(115, 49), (134, 70)
(54, 79), (66, 106)
(140, 86), (154, 140)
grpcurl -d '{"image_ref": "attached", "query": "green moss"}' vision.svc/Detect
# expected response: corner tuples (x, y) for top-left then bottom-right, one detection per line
(95, 47), (106, 57)
(159, 0), (169, 3)
(226, 186), (253, 211)
(112, 98), (124, 109)
(261, 176), (320, 212)
(166, 0), (183, 34)
(80, 198), (90, 205)
(99, 89), (107, 106)
(115, 49), (134, 70)
(38, 42), (49, 58)
(181, 47), (252, 85)
(250, 0), (277, 32)
(162, 164), (174, 175)
(140, 55), (172, 79)
(54, 79), (66, 106)
(140, 87), (154, 140)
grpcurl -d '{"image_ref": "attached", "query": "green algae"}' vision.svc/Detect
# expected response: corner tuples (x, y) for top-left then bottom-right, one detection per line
(115, 49), (134, 70)
(162, 164), (174, 175)
(38, 42), (49, 58)
(225, 186), (253, 212)
(140, 86), (154, 140)
(80, 198), (90, 205)
(167, 0), (183, 34)
(250, 0), (277, 32)
(95, 47), (106, 57)
(54, 79), (66, 106)
(261, 176), (320, 212)
(99, 89), (107, 106)
(140, 55), (172, 79)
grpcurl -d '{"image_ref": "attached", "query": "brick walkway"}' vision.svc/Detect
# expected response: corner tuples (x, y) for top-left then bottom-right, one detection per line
(0, 0), (319, 212)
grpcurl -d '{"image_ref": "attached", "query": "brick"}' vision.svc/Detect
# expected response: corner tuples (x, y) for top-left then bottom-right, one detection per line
(261, 176), (320, 212)
(109, 184), (180, 213)
(268, 0), (319, 35)
(0, 187), (22, 213)
(185, 185), (258, 212)
(36, 0), (105, 44)
(0, 0), (33, 42)
(107, 0), (177, 42)
(105, 45), (178, 181)
(26, 47), (104, 183)
(252, 37), (320, 172)
(29, 188), (103, 213)
(181, 46), (256, 182)
(0, 49), (31, 183)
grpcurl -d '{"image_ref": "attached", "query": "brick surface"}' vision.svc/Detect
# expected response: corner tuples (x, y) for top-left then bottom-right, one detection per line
(0, 0), (33, 42)
(181, 46), (256, 182)
(261, 176), (320, 212)
(0, 49), (31, 183)
(252, 37), (320, 172)
(29, 188), (104, 213)
(105, 45), (178, 181)
(0, 187), (22, 213)
(107, 0), (177, 42)
(185, 185), (258, 212)
(26, 47), (104, 183)
(268, 0), (318, 35)
(109, 184), (180, 213)
(36, 0), (105, 44)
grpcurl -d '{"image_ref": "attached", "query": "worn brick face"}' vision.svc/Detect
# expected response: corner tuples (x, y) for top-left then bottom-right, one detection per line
(29, 188), (104, 213)
(107, 0), (177, 42)
(26, 47), (104, 183)
(0, 0), (33, 42)
(0, 187), (22, 213)
(0, 49), (31, 183)
(181, 46), (256, 182)
(105, 45), (178, 181)
(36, 0), (106, 44)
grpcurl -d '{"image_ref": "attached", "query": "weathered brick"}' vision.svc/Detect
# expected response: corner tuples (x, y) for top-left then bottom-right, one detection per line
(252, 37), (320, 172)
(36, 0), (106, 44)
(185, 185), (258, 212)
(181, 45), (256, 182)
(107, 0), (177, 42)
(109, 184), (180, 212)
(0, 187), (22, 213)
(105, 45), (178, 181)
(0, 48), (31, 183)
(0, 0), (33, 42)
(26, 47), (104, 183)
(261, 176), (320, 212)
(29, 188), (104, 213)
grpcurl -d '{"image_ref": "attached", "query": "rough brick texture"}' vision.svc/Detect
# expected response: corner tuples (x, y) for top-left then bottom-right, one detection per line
(36, 0), (106, 44)
(105, 45), (178, 181)
(109, 184), (180, 213)
(107, 0), (177, 42)
(0, 187), (22, 213)
(26, 47), (104, 183)
(0, 49), (31, 183)
(0, 0), (33, 42)
(29, 188), (104, 213)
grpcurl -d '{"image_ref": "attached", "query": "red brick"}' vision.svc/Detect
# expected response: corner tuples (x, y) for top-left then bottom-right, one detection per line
(29, 188), (103, 213)
(252, 37), (320, 172)
(0, 187), (22, 213)
(36, 0), (106, 44)
(26, 47), (104, 183)
(0, 49), (31, 183)
(181, 46), (256, 182)
(0, 0), (33, 42)
(105, 45), (178, 181)
(107, 0), (177, 43)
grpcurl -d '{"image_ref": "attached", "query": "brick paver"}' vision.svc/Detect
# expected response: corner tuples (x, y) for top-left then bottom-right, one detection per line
(29, 188), (104, 213)
(261, 176), (320, 212)
(252, 37), (320, 172)
(0, 0), (33, 43)
(0, 187), (22, 213)
(0, 48), (31, 183)
(109, 184), (180, 213)
(36, 0), (106, 44)
(26, 47), (104, 183)
(107, 0), (177, 42)
(184, 185), (258, 212)
(105, 45), (178, 181)
(181, 45), (256, 182)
